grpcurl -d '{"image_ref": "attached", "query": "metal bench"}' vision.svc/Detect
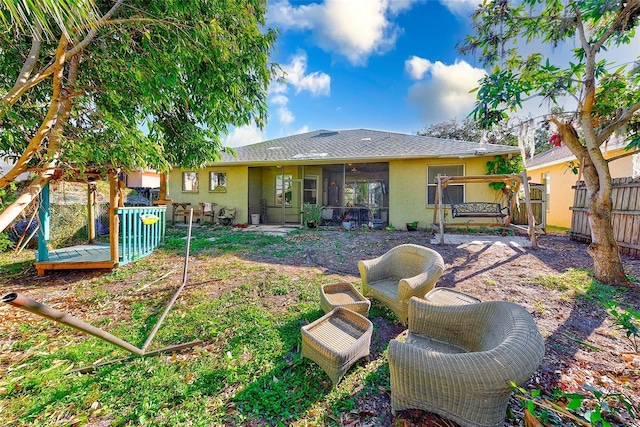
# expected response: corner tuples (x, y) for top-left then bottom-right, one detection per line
(451, 202), (509, 219)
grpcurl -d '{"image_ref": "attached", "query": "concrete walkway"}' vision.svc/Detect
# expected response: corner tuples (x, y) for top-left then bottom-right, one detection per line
(431, 234), (533, 249)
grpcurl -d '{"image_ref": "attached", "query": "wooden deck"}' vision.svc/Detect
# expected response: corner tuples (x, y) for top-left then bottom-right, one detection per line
(35, 243), (117, 276)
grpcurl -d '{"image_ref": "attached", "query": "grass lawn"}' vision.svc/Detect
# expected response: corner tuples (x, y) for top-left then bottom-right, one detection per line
(0, 226), (638, 426)
(0, 228), (395, 426)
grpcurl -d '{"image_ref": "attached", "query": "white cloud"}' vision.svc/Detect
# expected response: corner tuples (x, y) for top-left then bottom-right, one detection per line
(224, 124), (265, 148)
(406, 59), (486, 124)
(277, 107), (295, 125)
(438, 0), (477, 18)
(270, 94), (288, 106)
(405, 56), (433, 80)
(282, 52), (331, 96)
(268, 0), (421, 66)
(267, 51), (330, 128)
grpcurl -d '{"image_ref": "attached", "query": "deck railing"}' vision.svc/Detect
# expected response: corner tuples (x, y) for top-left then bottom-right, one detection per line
(117, 206), (166, 266)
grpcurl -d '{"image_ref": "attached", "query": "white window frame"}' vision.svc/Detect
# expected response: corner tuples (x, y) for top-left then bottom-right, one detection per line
(426, 165), (464, 205)
(209, 171), (227, 192)
(275, 173), (293, 206)
(182, 171), (199, 192)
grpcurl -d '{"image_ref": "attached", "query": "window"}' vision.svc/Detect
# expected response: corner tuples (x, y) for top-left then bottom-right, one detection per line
(182, 172), (199, 192)
(303, 175), (318, 204)
(275, 174), (293, 205)
(427, 165), (464, 205)
(209, 171), (227, 192)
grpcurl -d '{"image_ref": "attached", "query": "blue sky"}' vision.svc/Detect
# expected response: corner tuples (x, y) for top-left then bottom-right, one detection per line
(223, 0), (639, 148)
(224, 0), (482, 147)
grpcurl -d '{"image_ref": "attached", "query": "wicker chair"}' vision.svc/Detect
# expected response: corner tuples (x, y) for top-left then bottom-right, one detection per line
(388, 298), (545, 427)
(357, 244), (445, 323)
(217, 206), (236, 226)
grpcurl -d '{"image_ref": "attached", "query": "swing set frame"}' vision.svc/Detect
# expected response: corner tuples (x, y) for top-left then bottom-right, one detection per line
(432, 171), (538, 249)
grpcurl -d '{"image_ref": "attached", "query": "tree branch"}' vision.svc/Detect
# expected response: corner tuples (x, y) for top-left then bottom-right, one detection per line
(591, 0), (640, 55)
(596, 100), (640, 145)
(0, 34), (68, 189)
(10, 21), (43, 95)
(1, 0), (125, 110)
(606, 149), (640, 164)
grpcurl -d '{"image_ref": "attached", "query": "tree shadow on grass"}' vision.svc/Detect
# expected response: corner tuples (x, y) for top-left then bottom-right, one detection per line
(206, 308), (403, 426)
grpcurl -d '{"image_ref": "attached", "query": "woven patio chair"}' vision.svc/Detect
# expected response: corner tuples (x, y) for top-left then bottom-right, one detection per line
(357, 244), (445, 323)
(217, 206), (236, 226)
(388, 298), (545, 427)
(301, 307), (373, 385)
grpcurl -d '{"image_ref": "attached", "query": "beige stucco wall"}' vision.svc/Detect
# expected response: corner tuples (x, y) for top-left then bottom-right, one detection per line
(168, 166), (249, 223)
(388, 156), (512, 229)
(527, 164), (577, 228)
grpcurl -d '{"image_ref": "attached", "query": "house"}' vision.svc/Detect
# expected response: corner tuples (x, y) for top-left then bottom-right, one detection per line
(526, 140), (639, 228)
(167, 129), (521, 229)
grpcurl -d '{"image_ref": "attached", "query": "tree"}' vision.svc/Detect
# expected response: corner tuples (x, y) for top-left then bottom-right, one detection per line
(0, 0), (278, 231)
(418, 116), (520, 145)
(460, 0), (640, 287)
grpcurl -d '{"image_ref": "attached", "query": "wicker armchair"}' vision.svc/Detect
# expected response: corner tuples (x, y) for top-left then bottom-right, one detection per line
(217, 206), (236, 226)
(357, 244), (445, 323)
(388, 298), (545, 427)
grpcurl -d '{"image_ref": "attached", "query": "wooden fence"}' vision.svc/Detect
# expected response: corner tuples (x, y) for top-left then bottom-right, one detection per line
(512, 184), (546, 233)
(570, 177), (640, 258)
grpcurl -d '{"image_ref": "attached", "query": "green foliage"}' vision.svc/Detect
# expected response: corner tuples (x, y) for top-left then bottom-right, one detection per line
(0, 0), (279, 178)
(606, 301), (640, 353)
(460, 0), (640, 148)
(302, 202), (326, 226)
(485, 155), (524, 190)
(0, 232), (13, 252)
(513, 382), (638, 426)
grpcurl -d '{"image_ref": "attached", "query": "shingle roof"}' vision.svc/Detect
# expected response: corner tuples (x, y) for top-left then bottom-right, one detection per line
(526, 137), (630, 169)
(526, 145), (574, 168)
(217, 129), (520, 165)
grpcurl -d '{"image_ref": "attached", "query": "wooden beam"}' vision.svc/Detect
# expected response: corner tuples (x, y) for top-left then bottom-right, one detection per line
(521, 170), (538, 249)
(437, 173), (444, 245)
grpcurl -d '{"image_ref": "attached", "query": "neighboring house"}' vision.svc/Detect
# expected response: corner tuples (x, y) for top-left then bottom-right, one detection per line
(167, 129), (521, 228)
(526, 141), (639, 228)
(125, 170), (160, 188)
(123, 170), (161, 203)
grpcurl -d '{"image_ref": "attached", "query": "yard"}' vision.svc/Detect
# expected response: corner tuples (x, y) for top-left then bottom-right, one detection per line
(0, 226), (639, 426)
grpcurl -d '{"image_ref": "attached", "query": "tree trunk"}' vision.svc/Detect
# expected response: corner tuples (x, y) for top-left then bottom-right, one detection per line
(581, 156), (630, 286)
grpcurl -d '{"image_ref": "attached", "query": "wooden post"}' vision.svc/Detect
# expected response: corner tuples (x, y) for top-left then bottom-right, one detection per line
(153, 173), (172, 205)
(437, 174), (444, 245)
(109, 170), (120, 264)
(37, 183), (50, 262)
(87, 183), (96, 243)
(521, 170), (538, 249)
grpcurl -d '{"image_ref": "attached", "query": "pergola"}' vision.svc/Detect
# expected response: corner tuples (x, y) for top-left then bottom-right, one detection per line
(432, 171), (538, 249)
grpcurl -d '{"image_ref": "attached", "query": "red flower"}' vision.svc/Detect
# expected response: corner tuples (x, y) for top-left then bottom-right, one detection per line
(549, 133), (562, 147)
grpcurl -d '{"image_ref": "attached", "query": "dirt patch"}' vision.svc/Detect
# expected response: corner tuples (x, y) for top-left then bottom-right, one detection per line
(1, 229), (639, 426)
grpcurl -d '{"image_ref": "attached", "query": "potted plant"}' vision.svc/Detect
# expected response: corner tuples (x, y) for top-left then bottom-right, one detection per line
(303, 203), (325, 229)
(340, 211), (352, 230)
(406, 220), (419, 231)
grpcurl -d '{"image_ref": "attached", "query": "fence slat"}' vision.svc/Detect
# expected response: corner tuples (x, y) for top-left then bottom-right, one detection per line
(570, 177), (640, 258)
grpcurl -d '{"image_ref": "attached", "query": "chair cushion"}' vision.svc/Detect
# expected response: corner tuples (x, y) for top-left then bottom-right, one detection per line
(405, 332), (467, 354)
(367, 279), (399, 300)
